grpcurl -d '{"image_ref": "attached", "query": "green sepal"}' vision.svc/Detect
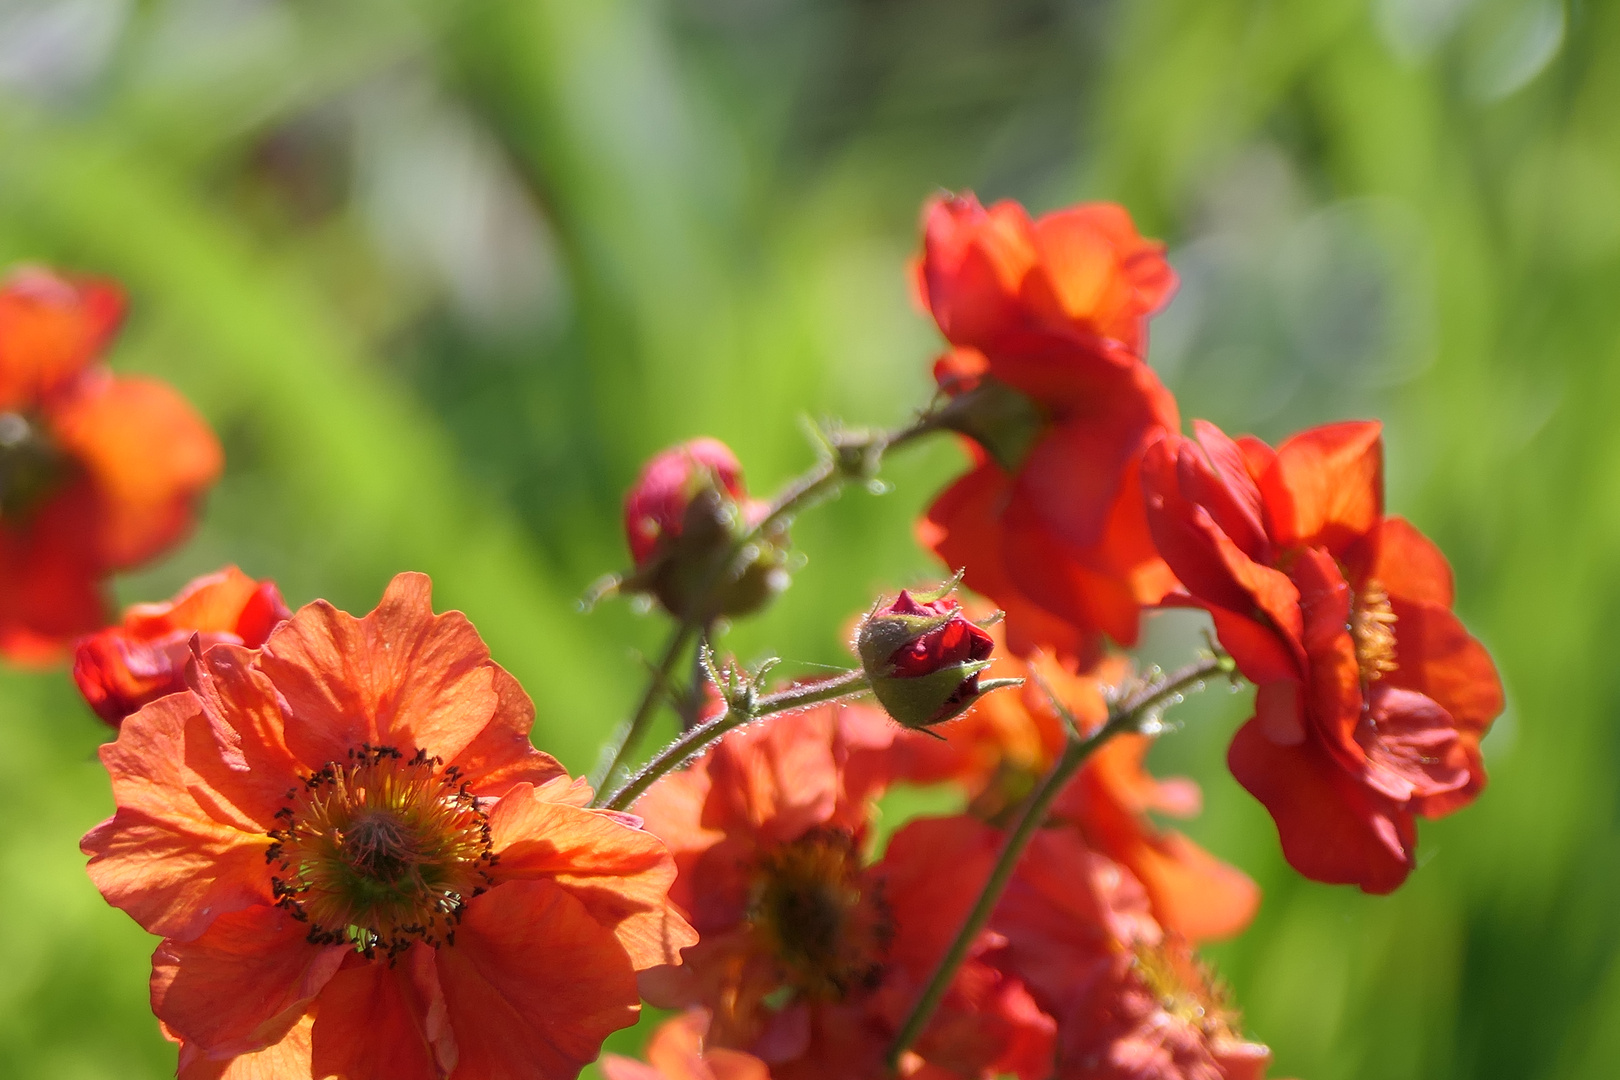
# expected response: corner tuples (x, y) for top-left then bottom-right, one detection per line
(870, 659), (993, 729)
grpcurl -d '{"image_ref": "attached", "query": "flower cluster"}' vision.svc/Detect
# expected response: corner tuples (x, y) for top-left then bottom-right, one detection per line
(13, 182), (1500, 1079)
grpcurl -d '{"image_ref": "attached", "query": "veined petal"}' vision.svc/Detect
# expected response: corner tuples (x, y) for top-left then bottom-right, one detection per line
(308, 946), (455, 1080)
(152, 905), (346, 1057)
(437, 879), (641, 1080)
(175, 1010), (315, 1080)
(257, 573), (501, 772)
(488, 783), (697, 969)
(82, 693), (279, 940)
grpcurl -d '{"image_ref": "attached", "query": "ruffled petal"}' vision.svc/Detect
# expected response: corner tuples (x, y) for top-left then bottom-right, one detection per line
(442, 665), (567, 796)
(48, 373), (222, 568)
(487, 783), (697, 969)
(1227, 718), (1414, 893)
(436, 879), (641, 1079)
(1357, 685), (1469, 803)
(257, 573), (501, 771)
(82, 693), (278, 940)
(152, 905), (346, 1057)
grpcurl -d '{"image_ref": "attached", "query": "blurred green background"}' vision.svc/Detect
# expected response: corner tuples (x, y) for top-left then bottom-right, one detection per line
(0, 0), (1608, 1076)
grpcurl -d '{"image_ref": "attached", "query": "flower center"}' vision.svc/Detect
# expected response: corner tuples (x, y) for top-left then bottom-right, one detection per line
(1350, 580), (1398, 683)
(1132, 938), (1240, 1040)
(267, 745), (494, 958)
(748, 828), (891, 1001)
(0, 411), (67, 523)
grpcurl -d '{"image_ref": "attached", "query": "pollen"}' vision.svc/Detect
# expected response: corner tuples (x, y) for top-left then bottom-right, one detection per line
(748, 828), (892, 1002)
(1350, 579), (1399, 683)
(266, 745), (494, 958)
(1132, 937), (1241, 1041)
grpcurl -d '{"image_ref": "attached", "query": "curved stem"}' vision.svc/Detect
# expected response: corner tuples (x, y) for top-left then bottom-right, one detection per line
(602, 669), (871, 812)
(591, 620), (700, 797)
(885, 654), (1235, 1069)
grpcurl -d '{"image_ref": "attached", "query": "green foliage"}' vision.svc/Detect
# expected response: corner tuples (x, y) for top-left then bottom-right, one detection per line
(0, 0), (1607, 1076)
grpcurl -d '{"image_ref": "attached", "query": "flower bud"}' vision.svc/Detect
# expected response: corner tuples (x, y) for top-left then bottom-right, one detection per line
(621, 438), (788, 621)
(72, 567), (292, 727)
(856, 582), (1006, 729)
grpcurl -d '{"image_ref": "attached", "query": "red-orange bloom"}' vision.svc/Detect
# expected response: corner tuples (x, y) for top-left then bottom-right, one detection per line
(1142, 420), (1505, 892)
(914, 195), (1180, 666)
(73, 566), (291, 727)
(990, 826), (1275, 1080)
(886, 629), (1258, 944)
(83, 573), (695, 1079)
(637, 704), (1054, 1079)
(0, 268), (222, 662)
(601, 1010), (769, 1080)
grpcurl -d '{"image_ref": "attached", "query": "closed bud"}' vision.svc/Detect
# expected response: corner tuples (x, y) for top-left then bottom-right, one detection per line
(621, 438), (789, 621)
(856, 581), (1011, 729)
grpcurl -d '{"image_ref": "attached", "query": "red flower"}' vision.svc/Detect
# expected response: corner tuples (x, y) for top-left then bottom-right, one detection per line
(73, 566), (291, 727)
(625, 438), (753, 567)
(0, 268), (222, 662)
(856, 586), (997, 729)
(989, 827), (1274, 1080)
(601, 1010), (769, 1080)
(83, 573), (695, 1078)
(913, 195), (1181, 667)
(884, 626), (1258, 944)
(1142, 420), (1505, 892)
(636, 705), (1053, 1079)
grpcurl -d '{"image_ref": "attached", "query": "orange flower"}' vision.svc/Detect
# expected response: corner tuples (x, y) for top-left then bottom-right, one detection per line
(0, 268), (222, 662)
(83, 573), (695, 1079)
(886, 630), (1257, 944)
(601, 1010), (769, 1080)
(1142, 420), (1504, 892)
(913, 195), (1180, 667)
(73, 566), (291, 727)
(990, 826), (1275, 1080)
(637, 705), (1054, 1079)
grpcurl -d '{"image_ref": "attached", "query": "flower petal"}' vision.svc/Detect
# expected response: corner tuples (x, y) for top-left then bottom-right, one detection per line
(1227, 718), (1415, 893)
(152, 904), (346, 1057)
(257, 573), (500, 770)
(0, 268), (123, 408)
(175, 1010), (315, 1080)
(82, 693), (277, 940)
(309, 946), (456, 1080)
(1261, 420), (1382, 555)
(488, 783), (697, 969)
(436, 879), (641, 1079)
(1362, 515), (1454, 608)
(49, 373), (222, 568)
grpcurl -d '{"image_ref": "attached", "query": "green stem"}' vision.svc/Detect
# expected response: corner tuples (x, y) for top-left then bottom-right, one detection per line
(591, 620), (700, 797)
(602, 669), (871, 812)
(885, 654), (1235, 1069)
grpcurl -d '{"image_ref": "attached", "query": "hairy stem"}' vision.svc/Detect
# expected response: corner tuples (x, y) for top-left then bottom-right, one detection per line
(591, 621), (700, 795)
(886, 653), (1236, 1069)
(602, 669), (871, 812)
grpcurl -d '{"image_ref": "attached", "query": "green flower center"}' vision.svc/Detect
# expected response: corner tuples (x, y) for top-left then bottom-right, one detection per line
(0, 412), (67, 524)
(748, 828), (891, 1002)
(268, 746), (494, 958)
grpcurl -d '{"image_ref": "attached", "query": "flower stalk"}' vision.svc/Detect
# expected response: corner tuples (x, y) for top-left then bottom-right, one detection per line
(885, 651), (1238, 1069)
(601, 667), (872, 812)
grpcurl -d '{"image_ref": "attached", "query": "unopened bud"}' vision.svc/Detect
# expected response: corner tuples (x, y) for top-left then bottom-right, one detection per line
(621, 438), (789, 621)
(856, 581), (1010, 729)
